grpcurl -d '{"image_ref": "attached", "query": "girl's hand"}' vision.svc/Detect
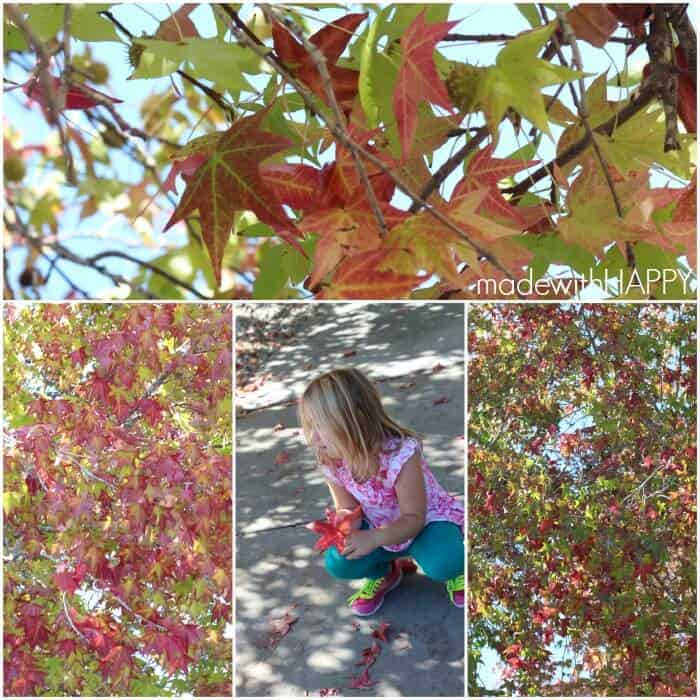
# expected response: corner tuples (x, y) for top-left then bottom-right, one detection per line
(342, 529), (380, 559)
(336, 508), (362, 530)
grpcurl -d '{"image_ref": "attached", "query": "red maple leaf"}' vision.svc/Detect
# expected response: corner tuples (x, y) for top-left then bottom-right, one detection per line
(23, 76), (123, 111)
(393, 11), (459, 156)
(273, 13), (367, 112)
(371, 622), (391, 643)
(306, 505), (362, 552)
(355, 641), (381, 668)
(453, 143), (544, 226)
(164, 107), (302, 285)
(54, 562), (87, 595)
(265, 606), (299, 648)
(99, 644), (134, 681)
(348, 667), (377, 689)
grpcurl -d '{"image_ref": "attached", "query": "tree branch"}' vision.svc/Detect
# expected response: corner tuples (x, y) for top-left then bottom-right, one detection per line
(267, 7), (388, 236)
(222, 4), (520, 286)
(502, 79), (660, 200)
(409, 126), (489, 213)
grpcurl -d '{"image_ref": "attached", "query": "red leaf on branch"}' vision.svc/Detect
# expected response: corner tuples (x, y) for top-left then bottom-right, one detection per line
(99, 644), (134, 681)
(393, 11), (459, 156)
(306, 505), (362, 552)
(54, 562), (87, 595)
(164, 108), (302, 285)
(23, 76), (123, 111)
(273, 13), (367, 113)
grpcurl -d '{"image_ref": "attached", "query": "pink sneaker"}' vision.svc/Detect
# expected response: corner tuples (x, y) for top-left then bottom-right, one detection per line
(347, 560), (404, 616)
(446, 574), (464, 608)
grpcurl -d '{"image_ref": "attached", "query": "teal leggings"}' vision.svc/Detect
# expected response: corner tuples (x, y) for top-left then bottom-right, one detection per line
(324, 520), (464, 582)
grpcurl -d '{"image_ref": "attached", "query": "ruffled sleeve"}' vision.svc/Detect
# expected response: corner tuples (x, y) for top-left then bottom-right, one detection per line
(383, 437), (422, 488)
(320, 462), (343, 486)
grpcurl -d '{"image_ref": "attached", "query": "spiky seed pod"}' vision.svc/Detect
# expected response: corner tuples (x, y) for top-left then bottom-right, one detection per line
(445, 63), (485, 114)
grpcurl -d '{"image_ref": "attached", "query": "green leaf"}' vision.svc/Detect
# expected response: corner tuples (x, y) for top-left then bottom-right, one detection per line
(23, 4), (63, 40)
(4, 21), (28, 51)
(130, 38), (257, 94)
(72, 5), (121, 42)
(516, 4), (542, 28)
(359, 6), (392, 128)
(477, 21), (585, 136)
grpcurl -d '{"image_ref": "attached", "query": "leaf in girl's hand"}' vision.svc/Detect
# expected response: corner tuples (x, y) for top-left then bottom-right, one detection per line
(433, 396), (450, 406)
(306, 506), (362, 552)
(371, 622), (391, 643)
(274, 451), (290, 465)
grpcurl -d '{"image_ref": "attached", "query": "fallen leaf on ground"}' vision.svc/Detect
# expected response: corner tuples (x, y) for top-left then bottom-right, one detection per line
(371, 622), (391, 643)
(342, 350), (357, 358)
(355, 641), (381, 668)
(348, 667), (377, 689)
(273, 423), (285, 432)
(261, 605), (298, 649)
(274, 451), (290, 465)
(433, 396), (450, 406)
(431, 362), (446, 373)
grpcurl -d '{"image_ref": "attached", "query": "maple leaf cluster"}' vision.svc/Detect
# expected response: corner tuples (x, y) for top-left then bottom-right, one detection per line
(468, 304), (696, 696)
(4, 304), (233, 696)
(157, 8), (695, 299)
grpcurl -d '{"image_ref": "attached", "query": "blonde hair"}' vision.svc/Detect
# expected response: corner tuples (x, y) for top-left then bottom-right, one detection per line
(298, 368), (420, 482)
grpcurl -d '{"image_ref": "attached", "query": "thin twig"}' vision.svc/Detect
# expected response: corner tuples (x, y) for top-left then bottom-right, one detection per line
(503, 79), (660, 199)
(111, 592), (168, 631)
(648, 6), (680, 152)
(443, 32), (639, 45)
(267, 8), (388, 237)
(62, 592), (88, 642)
(88, 251), (210, 299)
(551, 7), (624, 219)
(409, 127), (489, 213)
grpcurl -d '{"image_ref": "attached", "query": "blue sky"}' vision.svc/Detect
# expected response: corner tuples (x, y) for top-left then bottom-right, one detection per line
(4, 3), (693, 300)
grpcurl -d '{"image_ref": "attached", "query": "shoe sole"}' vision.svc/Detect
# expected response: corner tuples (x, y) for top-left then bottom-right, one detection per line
(351, 569), (404, 617)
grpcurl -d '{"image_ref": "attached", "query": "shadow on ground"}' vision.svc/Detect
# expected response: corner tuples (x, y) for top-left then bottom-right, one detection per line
(235, 304), (465, 697)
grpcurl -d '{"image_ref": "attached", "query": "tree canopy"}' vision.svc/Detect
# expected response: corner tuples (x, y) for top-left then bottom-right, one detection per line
(3, 3), (696, 300)
(3, 304), (232, 696)
(468, 304), (696, 696)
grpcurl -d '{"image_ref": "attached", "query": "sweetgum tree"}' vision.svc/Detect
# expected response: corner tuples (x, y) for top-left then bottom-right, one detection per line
(468, 304), (696, 696)
(3, 304), (233, 696)
(3, 4), (696, 300)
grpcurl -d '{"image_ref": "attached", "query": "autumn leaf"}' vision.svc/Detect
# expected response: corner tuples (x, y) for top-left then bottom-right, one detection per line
(306, 505), (362, 553)
(23, 76), (123, 111)
(393, 11), (459, 156)
(164, 108), (301, 286)
(371, 622), (391, 643)
(273, 13), (367, 112)
(348, 667), (377, 689)
(318, 249), (429, 299)
(476, 21), (584, 137)
(274, 451), (290, 466)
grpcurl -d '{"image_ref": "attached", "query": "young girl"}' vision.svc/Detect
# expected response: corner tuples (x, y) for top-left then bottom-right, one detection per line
(299, 368), (464, 616)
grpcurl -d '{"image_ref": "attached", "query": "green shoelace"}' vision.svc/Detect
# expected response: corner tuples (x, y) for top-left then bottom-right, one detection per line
(347, 576), (386, 604)
(446, 574), (464, 595)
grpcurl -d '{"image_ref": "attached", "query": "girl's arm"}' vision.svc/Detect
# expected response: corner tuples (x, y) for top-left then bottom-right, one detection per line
(343, 453), (426, 558)
(327, 480), (362, 530)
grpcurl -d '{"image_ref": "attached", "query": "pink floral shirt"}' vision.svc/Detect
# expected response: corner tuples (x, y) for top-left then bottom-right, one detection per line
(321, 436), (464, 552)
